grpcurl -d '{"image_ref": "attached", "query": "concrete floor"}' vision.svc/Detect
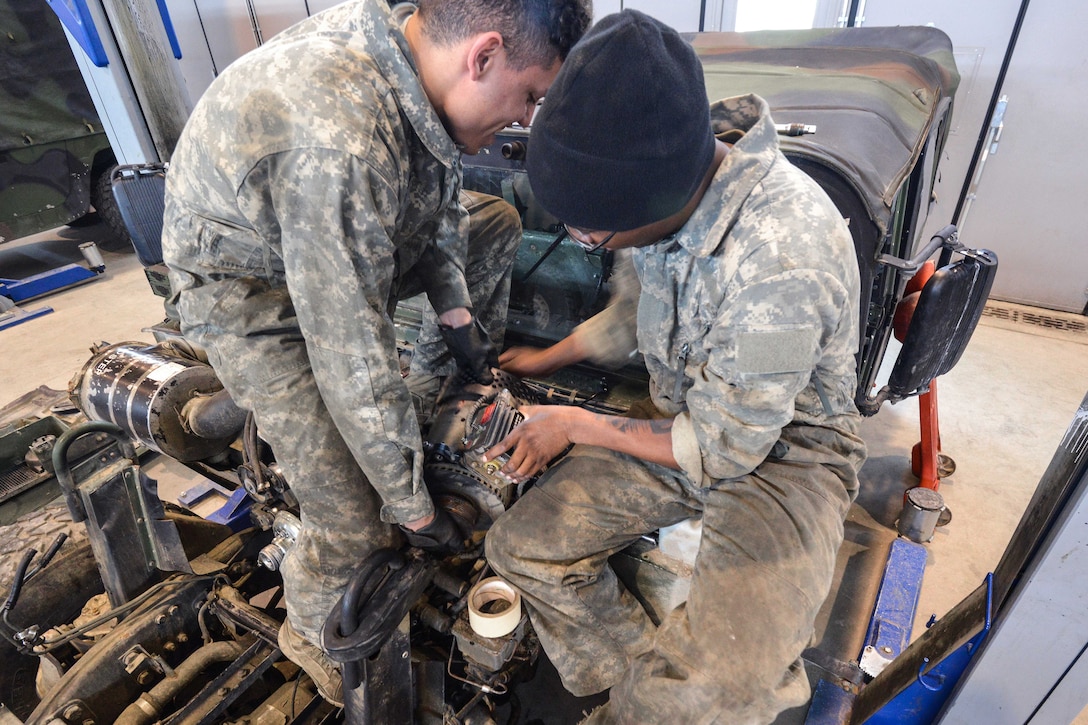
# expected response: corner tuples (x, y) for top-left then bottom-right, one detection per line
(3, 219), (1088, 720)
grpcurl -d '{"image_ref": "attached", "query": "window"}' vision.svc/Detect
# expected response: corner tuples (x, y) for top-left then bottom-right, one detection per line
(735, 0), (820, 31)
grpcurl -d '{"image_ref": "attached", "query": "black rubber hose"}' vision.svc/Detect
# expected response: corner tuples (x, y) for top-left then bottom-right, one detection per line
(52, 421), (136, 522)
(2, 549), (36, 613)
(181, 387), (248, 440)
(336, 548), (405, 693)
(22, 533), (67, 582)
(339, 549), (405, 634)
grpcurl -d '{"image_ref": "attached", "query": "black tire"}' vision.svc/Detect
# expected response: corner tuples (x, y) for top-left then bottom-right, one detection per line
(90, 164), (133, 249)
(0, 504), (102, 719)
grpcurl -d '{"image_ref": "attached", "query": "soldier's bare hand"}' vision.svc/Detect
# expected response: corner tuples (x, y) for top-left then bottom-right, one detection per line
(483, 405), (584, 480)
(498, 346), (562, 377)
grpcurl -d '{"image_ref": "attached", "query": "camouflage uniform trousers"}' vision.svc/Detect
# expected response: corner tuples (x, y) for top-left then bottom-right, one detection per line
(192, 190), (520, 644)
(410, 190), (521, 376)
(486, 423), (860, 724)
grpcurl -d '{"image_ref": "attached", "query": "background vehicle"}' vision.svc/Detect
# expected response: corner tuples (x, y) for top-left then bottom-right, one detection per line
(0, 26), (998, 725)
(0, 0), (122, 245)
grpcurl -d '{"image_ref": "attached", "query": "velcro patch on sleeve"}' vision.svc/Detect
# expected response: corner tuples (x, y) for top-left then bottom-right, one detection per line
(736, 328), (817, 374)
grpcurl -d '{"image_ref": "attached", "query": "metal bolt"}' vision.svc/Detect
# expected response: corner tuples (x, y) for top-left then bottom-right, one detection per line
(168, 605), (179, 615)
(163, 641), (177, 652)
(155, 614), (167, 625)
(176, 632), (189, 643)
(137, 671), (153, 685)
(402, 651), (409, 659)
(63, 703), (83, 719)
(880, 645), (893, 655)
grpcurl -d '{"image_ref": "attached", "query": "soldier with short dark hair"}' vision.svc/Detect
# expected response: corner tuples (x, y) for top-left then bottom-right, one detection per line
(162, 0), (590, 704)
(485, 11), (867, 722)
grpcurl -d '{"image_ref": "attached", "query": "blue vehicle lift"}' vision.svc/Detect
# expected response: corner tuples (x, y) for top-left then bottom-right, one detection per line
(1, 245), (104, 330)
(805, 389), (1088, 724)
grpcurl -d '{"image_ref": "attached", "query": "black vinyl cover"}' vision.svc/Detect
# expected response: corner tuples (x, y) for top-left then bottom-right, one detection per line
(888, 249), (998, 400)
(690, 26), (959, 239)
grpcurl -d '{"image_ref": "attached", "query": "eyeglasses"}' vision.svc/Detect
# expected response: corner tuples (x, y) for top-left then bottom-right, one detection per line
(564, 225), (616, 253)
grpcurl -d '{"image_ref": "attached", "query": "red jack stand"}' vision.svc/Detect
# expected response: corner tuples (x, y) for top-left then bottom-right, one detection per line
(892, 261), (956, 540)
(909, 377), (957, 493)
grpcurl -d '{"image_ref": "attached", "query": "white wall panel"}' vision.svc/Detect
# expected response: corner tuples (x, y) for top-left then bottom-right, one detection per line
(621, 0), (702, 32)
(863, 0), (1088, 312)
(250, 0), (309, 42)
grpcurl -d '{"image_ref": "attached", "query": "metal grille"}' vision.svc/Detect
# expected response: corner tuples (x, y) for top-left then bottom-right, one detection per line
(0, 462), (40, 504)
(983, 302), (1088, 335)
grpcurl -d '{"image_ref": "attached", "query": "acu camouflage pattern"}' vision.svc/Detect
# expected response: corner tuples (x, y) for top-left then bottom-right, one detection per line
(161, 0), (520, 641)
(487, 95), (867, 723)
(0, 0), (111, 242)
(637, 93), (864, 487)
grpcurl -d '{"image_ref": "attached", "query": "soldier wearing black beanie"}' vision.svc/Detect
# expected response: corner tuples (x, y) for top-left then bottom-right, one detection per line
(488, 9), (865, 725)
(526, 9), (717, 232)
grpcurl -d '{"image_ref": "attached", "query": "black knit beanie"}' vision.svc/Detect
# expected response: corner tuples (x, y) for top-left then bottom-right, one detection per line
(526, 10), (715, 232)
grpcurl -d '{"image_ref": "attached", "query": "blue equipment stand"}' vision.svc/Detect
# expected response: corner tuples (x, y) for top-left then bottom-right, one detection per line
(1, 263), (99, 303)
(177, 479), (253, 532)
(0, 260), (102, 330)
(0, 304), (55, 331)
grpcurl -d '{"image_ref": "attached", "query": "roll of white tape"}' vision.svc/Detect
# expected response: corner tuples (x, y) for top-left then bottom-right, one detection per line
(467, 576), (522, 638)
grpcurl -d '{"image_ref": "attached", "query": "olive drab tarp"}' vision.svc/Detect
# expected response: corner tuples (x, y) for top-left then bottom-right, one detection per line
(690, 26), (959, 243)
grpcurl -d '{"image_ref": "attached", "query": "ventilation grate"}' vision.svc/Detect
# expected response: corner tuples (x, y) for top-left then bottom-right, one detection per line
(982, 302), (1088, 334)
(0, 462), (40, 503)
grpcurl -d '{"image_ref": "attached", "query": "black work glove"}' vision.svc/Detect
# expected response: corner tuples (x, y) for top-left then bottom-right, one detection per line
(400, 506), (466, 554)
(439, 317), (498, 385)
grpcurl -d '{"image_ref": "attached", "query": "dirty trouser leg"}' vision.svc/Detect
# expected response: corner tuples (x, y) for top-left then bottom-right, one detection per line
(411, 190), (521, 376)
(596, 455), (854, 725)
(197, 333), (400, 644)
(486, 446), (700, 696)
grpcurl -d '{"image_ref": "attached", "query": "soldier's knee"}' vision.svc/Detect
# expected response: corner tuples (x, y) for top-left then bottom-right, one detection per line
(486, 512), (532, 583)
(484, 517), (512, 572)
(495, 200), (522, 250)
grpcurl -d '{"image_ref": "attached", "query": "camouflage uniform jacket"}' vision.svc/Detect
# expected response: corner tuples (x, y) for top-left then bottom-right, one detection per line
(162, 0), (467, 523)
(593, 94), (862, 488)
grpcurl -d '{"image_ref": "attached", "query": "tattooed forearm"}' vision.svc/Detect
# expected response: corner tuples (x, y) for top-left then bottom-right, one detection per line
(603, 415), (674, 435)
(579, 412), (680, 470)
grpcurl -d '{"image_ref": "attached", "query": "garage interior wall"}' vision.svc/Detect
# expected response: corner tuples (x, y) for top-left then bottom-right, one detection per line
(84, 0), (1079, 315)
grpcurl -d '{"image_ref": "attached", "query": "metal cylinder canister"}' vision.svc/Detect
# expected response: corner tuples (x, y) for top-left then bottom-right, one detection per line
(897, 486), (946, 543)
(70, 342), (236, 461)
(79, 242), (106, 273)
